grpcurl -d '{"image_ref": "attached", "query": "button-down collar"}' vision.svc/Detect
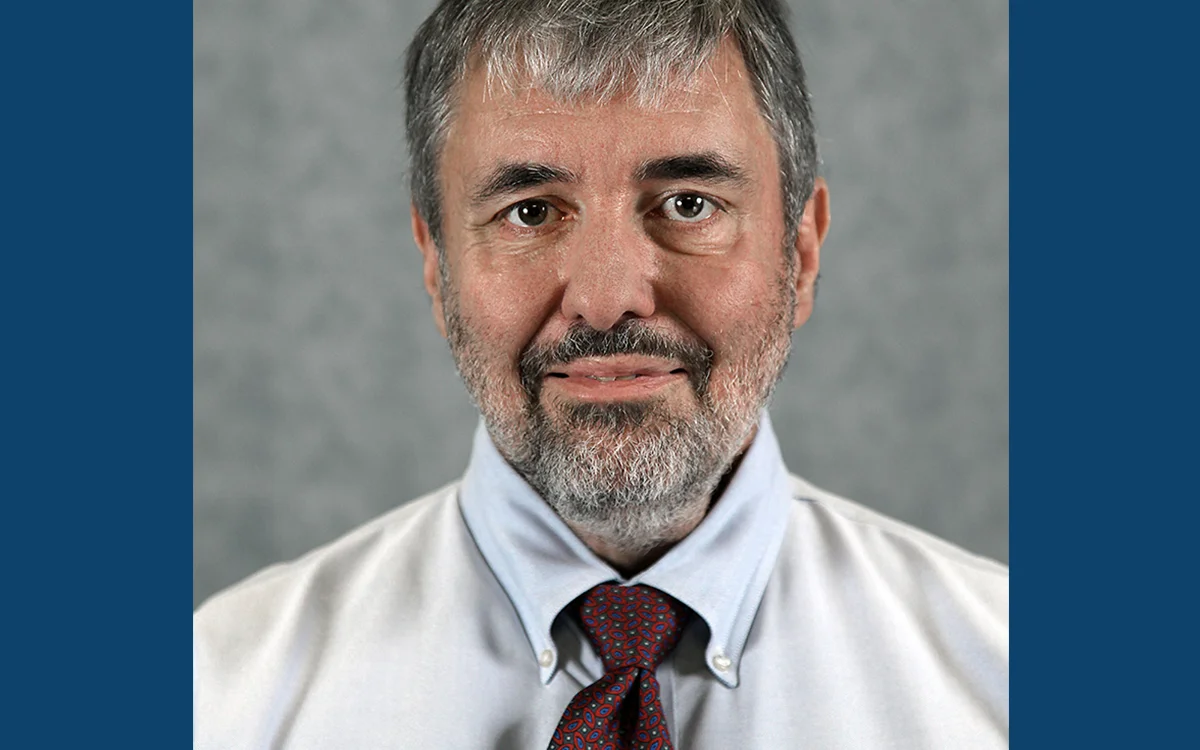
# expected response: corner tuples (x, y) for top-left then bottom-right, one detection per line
(458, 411), (793, 688)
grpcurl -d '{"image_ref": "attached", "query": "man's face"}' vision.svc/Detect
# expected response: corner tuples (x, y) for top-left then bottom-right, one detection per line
(413, 42), (827, 547)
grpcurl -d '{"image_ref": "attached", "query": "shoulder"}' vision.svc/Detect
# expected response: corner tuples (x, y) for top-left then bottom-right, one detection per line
(789, 474), (1007, 574)
(193, 481), (469, 685)
(196, 482), (462, 622)
(781, 473), (1007, 619)
(751, 475), (1009, 742)
(192, 481), (525, 746)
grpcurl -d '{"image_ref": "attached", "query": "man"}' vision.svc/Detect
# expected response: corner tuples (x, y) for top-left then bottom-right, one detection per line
(194, 0), (1008, 747)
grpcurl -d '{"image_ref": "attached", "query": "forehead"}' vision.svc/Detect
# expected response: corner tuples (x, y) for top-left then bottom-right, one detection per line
(440, 41), (777, 184)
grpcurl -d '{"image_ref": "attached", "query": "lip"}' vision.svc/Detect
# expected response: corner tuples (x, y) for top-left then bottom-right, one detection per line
(543, 356), (688, 401)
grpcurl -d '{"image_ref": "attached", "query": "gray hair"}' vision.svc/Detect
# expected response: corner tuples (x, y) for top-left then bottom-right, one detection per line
(404, 0), (818, 249)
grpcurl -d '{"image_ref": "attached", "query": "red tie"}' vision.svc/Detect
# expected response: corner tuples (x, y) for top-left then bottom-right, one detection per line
(548, 584), (690, 750)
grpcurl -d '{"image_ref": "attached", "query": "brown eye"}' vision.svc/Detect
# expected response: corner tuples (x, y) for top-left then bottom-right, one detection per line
(661, 194), (717, 222)
(504, 199), (554, 227)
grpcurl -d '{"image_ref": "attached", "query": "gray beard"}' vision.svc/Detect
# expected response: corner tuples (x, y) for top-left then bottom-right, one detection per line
(503, 396), (751, 555)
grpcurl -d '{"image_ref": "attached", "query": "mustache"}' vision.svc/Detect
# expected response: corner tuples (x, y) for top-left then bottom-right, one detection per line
(518, 320), (714, 399)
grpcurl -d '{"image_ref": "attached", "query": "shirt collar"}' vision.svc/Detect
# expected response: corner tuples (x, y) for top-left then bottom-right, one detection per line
(458, 411), (793, 688)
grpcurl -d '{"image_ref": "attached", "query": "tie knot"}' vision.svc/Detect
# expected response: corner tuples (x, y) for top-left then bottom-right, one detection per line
(576, 584), (690, 674)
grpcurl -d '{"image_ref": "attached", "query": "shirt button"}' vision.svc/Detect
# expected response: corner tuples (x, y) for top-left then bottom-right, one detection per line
(711, 653), (732, 672)
(539, 649), (555, 668)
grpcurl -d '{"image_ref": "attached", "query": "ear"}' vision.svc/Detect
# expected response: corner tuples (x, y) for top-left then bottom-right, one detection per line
(411, 203), (448, 338)
(791, 177), (831, 329)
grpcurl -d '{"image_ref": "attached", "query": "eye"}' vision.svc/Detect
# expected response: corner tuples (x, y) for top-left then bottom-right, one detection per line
(502, 199), (560, 228)
(660, 193), (718, 223)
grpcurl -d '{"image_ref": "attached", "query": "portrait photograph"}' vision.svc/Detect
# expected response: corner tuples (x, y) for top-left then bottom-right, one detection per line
(194, 1), (1008, 746)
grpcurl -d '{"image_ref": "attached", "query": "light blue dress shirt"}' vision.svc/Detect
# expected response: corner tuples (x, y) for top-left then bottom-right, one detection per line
(195, 412), (1008, 748)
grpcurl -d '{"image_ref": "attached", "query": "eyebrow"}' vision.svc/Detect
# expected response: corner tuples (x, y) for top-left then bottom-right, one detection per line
(634, 152), (748, 185)
(470, 162), (578, 207)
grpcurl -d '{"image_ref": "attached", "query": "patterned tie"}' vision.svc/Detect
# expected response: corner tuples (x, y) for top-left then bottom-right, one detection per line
(548, 584), (690, 750)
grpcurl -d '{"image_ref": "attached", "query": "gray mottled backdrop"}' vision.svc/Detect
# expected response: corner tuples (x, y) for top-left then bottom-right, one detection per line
(194, 0), (1008, 608)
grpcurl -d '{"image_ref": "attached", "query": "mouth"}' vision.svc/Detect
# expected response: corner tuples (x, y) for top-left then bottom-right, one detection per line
(542, 356), (690, 401)
(553, 373), (682, 382)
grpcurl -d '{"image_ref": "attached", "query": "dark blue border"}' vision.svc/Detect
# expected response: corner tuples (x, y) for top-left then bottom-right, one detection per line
(1013, 2), (1197, 745)
(1, 4), (190, 744)
(4, 0), (1195, 744)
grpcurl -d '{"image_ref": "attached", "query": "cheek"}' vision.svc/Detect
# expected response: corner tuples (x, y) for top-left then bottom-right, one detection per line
(453, 253), (563, 361)
(658, 253), (788, 357)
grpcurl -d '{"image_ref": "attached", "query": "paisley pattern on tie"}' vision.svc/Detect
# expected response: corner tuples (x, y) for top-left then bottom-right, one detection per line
(548, 584), (690, 750)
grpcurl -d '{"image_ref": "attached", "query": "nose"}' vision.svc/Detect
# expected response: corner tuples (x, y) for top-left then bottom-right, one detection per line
(558, 219), (657, 331)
